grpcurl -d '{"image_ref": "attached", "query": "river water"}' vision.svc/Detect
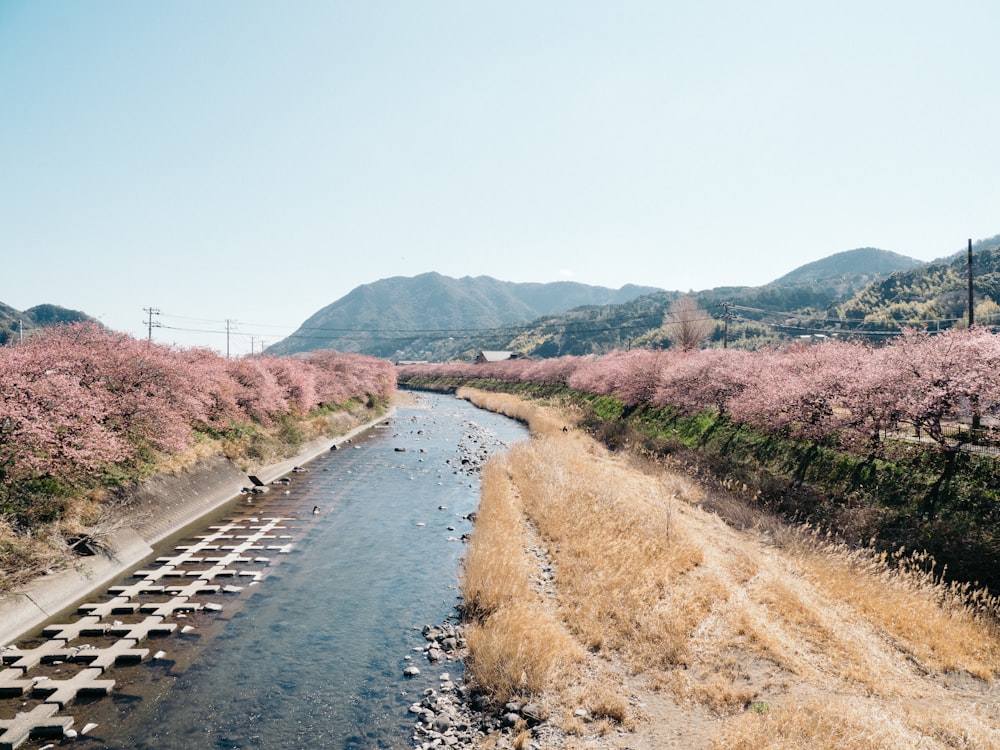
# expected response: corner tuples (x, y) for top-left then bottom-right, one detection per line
(15, 392), (526, 750)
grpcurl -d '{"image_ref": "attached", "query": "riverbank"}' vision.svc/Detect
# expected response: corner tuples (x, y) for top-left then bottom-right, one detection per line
(398, 376), (1000, 591)
(0, 407), (395, 646)
(443, 388), (1000, 750)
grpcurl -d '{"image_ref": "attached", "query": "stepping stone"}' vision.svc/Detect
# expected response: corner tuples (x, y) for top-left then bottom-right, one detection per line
(0, 668), (34, 697)
(0, 702), (74, 750)
(71, 639), (149, 670)
(41, 616), (106, 640)
(32, 666), (115, 707)
(162, 581), (220, 597)
(138, 597), (201, 617)
(155, 555), (203, 565)
(108, 581), (166, 598)
(176, 544), (219, 552)
(1, 640), (74, 670)
(130, 567), (177, 581)
(203, 555), (251, 565)
(78, 597), (139, 617)
(106, 616), (176, 640)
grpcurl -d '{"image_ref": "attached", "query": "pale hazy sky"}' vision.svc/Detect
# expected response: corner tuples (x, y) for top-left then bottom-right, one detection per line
(2, 1), (998, 355)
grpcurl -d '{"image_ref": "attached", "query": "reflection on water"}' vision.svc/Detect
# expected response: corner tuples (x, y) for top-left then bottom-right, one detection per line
(12, 392), (525, 750)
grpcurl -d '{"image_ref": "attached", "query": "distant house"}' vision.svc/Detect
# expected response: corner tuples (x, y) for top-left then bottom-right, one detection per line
(475, 350), (521, 364)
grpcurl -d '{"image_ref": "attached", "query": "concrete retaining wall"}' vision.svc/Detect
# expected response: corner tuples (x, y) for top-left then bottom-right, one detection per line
(0, 410), (393, 646)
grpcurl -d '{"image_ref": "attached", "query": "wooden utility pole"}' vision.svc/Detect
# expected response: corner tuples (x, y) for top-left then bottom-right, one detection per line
(226, 319), (235, 358)
(143, 307), (160, 342)
(722, 302), (732, 348)
(968, 239), (982, 433)
(968, 238), (974, 327)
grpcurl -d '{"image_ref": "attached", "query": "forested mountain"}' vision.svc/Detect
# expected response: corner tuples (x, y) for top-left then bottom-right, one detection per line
(833, 236), (1000, 332)
(270, 248), (925, 361)
(0, 302), (95, 345)
(504, 247), (924, 356)
(266, 272), (661, 360)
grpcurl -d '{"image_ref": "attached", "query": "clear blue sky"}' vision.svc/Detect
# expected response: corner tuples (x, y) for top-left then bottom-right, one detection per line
(2, 1), (998, 355)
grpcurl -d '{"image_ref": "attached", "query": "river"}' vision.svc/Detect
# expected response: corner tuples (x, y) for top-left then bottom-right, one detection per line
(8, 391), (526, 750)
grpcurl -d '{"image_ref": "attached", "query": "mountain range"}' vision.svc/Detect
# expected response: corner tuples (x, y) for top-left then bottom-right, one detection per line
(265, 273), (661, 360)
(267, 246), (934, 360)
(6, 237), (1000, 360)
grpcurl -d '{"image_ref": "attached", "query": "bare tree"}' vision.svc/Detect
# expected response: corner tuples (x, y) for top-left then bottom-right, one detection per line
(662, 296), (714, 351)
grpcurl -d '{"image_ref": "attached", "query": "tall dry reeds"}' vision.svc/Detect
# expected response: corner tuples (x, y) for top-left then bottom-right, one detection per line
(462, 454), (583, 705)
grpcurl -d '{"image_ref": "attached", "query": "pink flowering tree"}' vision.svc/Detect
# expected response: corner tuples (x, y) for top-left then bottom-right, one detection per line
(0, 324), (397, 534)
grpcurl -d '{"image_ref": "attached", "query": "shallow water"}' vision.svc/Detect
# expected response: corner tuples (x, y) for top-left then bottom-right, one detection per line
(14, 392), (526, 750)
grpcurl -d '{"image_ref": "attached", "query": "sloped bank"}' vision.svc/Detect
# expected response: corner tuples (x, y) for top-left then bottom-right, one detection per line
(0, 408), (394, 645)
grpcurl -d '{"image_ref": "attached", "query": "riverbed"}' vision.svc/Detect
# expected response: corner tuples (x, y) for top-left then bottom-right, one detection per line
(5, 391), (526, 750)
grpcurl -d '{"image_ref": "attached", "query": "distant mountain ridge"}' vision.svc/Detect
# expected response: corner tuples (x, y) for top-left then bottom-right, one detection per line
(266, 272), (662, 360)
(0, 303), (95, 345)
(503, 247), (924, 356)
(770, 247), (922, 285)
(268, 248), (924, 360)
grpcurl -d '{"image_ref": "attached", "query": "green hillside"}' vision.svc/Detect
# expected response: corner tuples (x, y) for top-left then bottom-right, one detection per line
(834, 236), (1000, 332)
(0, 303), (95, 345)
(505, 247), (924, 356)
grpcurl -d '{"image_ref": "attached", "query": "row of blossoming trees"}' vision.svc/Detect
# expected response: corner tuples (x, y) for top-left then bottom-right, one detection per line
(398, 328), (1000, 453)
(1, 323), (395, 511)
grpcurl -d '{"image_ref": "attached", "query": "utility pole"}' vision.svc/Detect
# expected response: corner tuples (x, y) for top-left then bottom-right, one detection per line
(968, 238), (975, 327)
(226, 319), (236, 358)
(721, 302), (733, 348)
(143, 307), (160, 342)
(967, 238), (982, 434)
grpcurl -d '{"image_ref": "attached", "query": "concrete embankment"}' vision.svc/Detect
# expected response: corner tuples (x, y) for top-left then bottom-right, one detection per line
(0, 410), (393, 646)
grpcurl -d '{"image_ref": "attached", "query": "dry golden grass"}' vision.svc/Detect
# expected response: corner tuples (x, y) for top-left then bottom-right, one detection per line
(504, 431), (705, 667)
(711, 695), (1000, 749)
(461, 459), (533, 618)
(790, 541), (1000, 679)
(457, 388), (1000, 749)
(465, 601), (583, 705)
(457, 387), (568, 437)
(154, 434), (222, 474)
(462, 454), (584, 705)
